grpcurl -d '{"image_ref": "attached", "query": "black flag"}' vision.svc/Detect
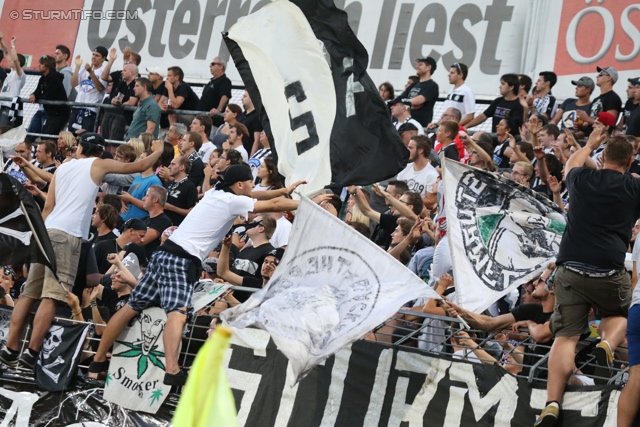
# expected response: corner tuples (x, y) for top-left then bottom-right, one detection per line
(35, 321), (90, 391)
(0, 173), (57, 275)
(224, 0), (408, 192)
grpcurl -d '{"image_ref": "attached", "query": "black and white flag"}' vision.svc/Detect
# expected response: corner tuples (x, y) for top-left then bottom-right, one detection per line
(443, 159), (566, 313)
(224, 0), (408, 195)
(0, 173), (57, 274)
(35, 321), (90, 391)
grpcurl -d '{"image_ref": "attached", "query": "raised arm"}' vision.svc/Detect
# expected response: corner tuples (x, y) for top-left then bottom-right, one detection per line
(217, 236), (243, 286)
(71, 55), (82, 88)
(565, 127), (605, 175)
(9, 37), (22, 77)
(91, 140), (164, 183)
(347, 186), (381, 223)
(101, 48), (117, 82)
(251, 180), (306, 200)
(532, 147), (550, 185)
(372, 184), (417, 220)
(85, 63), (105, 93)
(460, 133), (494, 171)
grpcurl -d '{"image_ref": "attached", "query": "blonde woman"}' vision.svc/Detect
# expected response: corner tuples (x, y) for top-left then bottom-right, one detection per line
(56, 131), (75, 161)
(127, 137), (144, 159)
(139, 132), (153, 150)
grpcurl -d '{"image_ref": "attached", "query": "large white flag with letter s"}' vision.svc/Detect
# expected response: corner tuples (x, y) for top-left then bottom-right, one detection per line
(221, 197), (438, 381)
(226, 0), (335, 196)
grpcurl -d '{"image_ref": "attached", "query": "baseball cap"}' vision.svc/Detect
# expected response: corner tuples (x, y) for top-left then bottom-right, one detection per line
(629, 77), (640, 86)
(221, 164), (253, 188)
(122, 218), (147, 232)
(571, 76), (595, 90)
(93, 46), (108, 58)
(78, 132), (105, 146)
(1, 265), (15, 281)
(390, 98), (411, 107)
(416, 57), (437, 73)
(78, 132), (105, 157)
(597, 112), (617, 127)
(203, 257), (218, 274)
(266, 248), (285, 265)
(596, 66), (618, 84)
(146, 67), (165, 78)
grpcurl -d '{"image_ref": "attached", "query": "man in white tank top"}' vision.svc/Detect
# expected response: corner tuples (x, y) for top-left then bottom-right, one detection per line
(0, 133), (166, 369)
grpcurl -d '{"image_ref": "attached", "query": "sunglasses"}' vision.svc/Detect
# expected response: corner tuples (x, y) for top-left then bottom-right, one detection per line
(210, 62), (220, 66)
(598, 71), (609, 77)
(452, 62), (462, 73)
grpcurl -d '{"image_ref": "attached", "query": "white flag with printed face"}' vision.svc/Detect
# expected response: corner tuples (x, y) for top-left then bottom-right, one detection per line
(221, 196), (438, 381)
(443, 159), (566, 313)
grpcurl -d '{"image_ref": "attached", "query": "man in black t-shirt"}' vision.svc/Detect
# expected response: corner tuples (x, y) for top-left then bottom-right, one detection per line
(163, 156), (198, 225)
(575, 66), (622, 132)
(396, 57), (439, 127)
(621, 77), (639, 130)
(233, 215), (276, 279)
(100, 63), (138, 140)
(93, 218), (147, 274)
(89, 204), (119, 246)
(450, 263), (555, 341)
(218, 236), (283, 303)
(140, 186), (172, 258)
(626, 80), (640, 137)
(466, 74), (524, 133)
(197, 57), (231, 117)
(160, 66), (200, 126)
(538, 131), (640, 425)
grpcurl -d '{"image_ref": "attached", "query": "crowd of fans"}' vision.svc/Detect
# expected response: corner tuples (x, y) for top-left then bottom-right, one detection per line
(0, 40), (640, 426)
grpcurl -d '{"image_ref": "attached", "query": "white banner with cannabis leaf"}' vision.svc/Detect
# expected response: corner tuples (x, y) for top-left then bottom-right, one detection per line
(103, 307), (171, 414)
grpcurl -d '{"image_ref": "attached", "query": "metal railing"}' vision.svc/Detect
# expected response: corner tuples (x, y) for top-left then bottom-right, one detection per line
(0, 95), (217, 144)
(4, 284), (626, 389)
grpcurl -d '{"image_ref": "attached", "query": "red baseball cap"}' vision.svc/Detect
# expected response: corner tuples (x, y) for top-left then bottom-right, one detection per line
(597, 112), (616, 127)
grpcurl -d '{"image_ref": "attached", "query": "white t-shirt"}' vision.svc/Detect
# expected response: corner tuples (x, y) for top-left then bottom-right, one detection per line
(75, 65), (108, 112)
(198, 141), (215, 164)
(0, 70), (26, 107)
(270, 216), (292, 248)
(396, 162), (439, 199)
(169, 190), (256, 261)
(442, 83), (475, 119)
(234, 145), (249, 162)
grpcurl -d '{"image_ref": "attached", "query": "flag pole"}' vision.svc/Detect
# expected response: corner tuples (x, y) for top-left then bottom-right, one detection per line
(18, 198), (61, 284)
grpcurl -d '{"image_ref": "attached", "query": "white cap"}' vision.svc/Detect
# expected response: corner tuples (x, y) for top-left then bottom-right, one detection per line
(145, 67), (165, 78)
